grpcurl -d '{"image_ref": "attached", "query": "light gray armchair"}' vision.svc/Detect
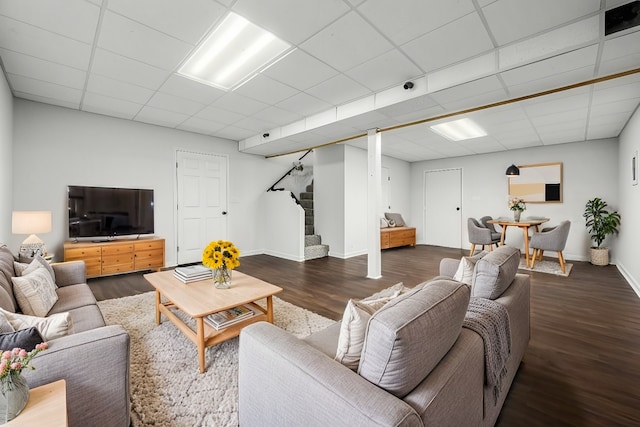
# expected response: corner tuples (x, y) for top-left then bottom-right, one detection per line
(467, 217), (501, 256)
(529, 220), (571, 273)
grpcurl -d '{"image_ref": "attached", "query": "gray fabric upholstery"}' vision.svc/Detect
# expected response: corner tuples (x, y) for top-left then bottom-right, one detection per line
(302, 321), (341, 356)
(468, 218), (500, 247)
(51, 261), (86, 287)
(385, 212), (406, 227)
(65, 304), (107, 334)
(530, 220), (571, 252)
(50, 284), (99, 314)
(239, 322), (423, 427)
(0, 246), (18, 312)
(480, 216), (502, 241)
(358, 280), (470, 398)
(472, 246), (520, 300)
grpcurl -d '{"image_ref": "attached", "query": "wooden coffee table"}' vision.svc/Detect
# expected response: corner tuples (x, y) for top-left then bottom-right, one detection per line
(143, 269), (282, 373)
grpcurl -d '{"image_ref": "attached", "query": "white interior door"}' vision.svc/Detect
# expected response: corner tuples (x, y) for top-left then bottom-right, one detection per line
(424, 168), (462, 248)
(176, 151), (228, 265)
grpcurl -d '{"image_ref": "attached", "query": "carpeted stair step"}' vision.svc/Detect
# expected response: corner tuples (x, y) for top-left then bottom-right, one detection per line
(305, 209), (314, 218)
(305, 235), (321, 246)
(300, 199), (313, 209)
(305, 225), (315, 235)
(306, 182), (313, 192)
(300, 192), (313, 200)
(305, 244), (329, 260)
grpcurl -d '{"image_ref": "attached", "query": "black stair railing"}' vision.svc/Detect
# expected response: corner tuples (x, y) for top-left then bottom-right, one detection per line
(267, 149), (312, 194)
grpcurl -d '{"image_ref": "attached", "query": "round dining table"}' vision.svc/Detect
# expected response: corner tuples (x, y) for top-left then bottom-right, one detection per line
(486, 217), (550, 266)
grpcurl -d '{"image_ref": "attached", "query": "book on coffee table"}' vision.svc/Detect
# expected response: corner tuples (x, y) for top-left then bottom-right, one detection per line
(205, 304), (256, 330)
(173, 265), (212, 283)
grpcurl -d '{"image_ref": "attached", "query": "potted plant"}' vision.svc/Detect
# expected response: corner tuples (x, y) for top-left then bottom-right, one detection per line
(583, 197), (621, 266)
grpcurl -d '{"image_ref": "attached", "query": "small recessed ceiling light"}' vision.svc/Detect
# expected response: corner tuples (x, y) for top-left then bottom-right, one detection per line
(178, 12), (292, 91)
(429, 118), (487, 141)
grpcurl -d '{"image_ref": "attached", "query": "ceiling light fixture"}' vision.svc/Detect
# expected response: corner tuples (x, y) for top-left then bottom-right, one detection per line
(429, 118), (487, 141)
(178, 12), (292, 91)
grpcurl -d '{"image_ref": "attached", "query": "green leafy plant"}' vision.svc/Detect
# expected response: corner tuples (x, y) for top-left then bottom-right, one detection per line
(583, 197), (621, 248)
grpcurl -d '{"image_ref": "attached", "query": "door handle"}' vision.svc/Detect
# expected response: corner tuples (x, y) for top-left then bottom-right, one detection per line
(222, 211), (227, 215)
(456, 207), (460, 211)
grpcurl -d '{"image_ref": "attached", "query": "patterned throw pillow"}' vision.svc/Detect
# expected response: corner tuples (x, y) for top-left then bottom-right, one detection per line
(0, 308), (72, 340)
(11, 268), (58, 317)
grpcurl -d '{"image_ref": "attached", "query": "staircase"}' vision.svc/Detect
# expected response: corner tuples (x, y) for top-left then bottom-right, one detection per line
(300, 182), (329, 260)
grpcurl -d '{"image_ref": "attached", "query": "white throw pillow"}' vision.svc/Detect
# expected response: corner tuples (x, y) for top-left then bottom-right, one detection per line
(0, 308), (72, 341)
(15, 254), (56, 282)
(453, 257), (475, 285)
(11, 268), (59, 317)
(335, 283), (408, 370)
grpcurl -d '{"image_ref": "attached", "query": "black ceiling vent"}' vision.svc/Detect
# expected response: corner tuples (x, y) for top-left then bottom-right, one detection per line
(605, 1), (640, 36)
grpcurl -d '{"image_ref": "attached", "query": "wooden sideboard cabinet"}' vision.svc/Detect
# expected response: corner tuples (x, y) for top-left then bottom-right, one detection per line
(64, 237), (165, 278)
(380, 227), (416, 250)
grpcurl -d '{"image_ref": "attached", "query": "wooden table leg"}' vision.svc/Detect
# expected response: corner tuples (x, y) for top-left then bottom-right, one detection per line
(522, 226), (531, 266)
(266, 296), (274, 323)
(196, 317), (206, 373)
(500, 227), (507, 246)
(155, 290), (161, 325)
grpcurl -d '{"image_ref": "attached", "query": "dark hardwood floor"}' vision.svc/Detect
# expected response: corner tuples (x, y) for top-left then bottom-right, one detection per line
(88, 245), (640, 426)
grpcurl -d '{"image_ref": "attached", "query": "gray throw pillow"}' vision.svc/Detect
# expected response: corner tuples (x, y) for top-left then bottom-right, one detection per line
(0, 327), (44, 352)
(472, 246), (520, 300)
(384, 213), (406, 227)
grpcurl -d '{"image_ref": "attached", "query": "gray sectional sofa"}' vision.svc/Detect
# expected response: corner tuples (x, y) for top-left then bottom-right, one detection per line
(0, 245), (130, 427)
(239, 245), (529, 426)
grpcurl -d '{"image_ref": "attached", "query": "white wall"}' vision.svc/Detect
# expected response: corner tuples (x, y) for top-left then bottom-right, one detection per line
(617, 106), (640, 295)
(0, 72), (12, 243)
(344, 145), (367, 257)
(410, 138), (619, 262)
(11, 100), (287, 266)
(315, 145), (345, 256)
(261, 191), (305, 261)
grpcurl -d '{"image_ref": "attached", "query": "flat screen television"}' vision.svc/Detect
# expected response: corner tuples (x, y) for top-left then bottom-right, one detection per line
(68, 185), (155, 239)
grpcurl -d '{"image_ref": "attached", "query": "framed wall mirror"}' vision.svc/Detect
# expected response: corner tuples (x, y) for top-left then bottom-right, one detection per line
(508, 162), (563, 203)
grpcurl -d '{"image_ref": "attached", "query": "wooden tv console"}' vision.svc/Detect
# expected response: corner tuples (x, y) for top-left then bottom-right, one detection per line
(64, 237), (165, 278)
(380, 226), (416, 250)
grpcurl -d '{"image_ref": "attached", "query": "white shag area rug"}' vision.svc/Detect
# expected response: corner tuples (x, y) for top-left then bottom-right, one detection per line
(518, 258), (573, 277)
(98, 292), (335, 427)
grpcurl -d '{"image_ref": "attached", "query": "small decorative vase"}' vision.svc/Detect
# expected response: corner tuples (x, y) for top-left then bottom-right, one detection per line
(212, 266), (232, 289)
(0, 374), (29, 423)
(513, 210), (521, 222)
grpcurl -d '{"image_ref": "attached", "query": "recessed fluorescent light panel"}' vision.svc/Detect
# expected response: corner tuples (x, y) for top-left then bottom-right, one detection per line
(178, 12), (292, 91)
(429, 118), (487, 141)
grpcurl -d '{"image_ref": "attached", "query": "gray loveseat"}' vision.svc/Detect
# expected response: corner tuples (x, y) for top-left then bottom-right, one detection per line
(0, 245), (130, 427)
(239, 245), (529, 426)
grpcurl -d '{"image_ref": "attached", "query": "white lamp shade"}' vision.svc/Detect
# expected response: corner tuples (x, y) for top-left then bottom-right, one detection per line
(12, 211), (52, 235)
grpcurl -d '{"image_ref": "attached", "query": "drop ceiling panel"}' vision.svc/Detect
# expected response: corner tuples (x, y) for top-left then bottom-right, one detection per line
(0, 0), (100, 43)
(429, 75), (506, 106)
(345, 49), (424, 92)
(234, 74), (299, 105)
(82, 92), (142, 119)
(8, 74), (82, 104)
(482, 0), (600, 45)
(97, 11), (192, 70)
(90, 49), (170, 90)
(177, 117), (227, 134)
(275, 92), (334, 118)
(210, 92), (269, 116)
(106, 0), (226, 44)
(262, 50), (338, 91)
(306, 74), (370, 105)
(159, 74), (225, 105)
(86, 74), (154, 104)
(146, 92), (205, 116)
(0, 48), (86, 89)
(401, 12), (494, 73)
(357, 0), (475, 45)
(14, 91), (80, 110)
(135, 105), (189, 127)
(0, 16), (92, 70)
(251, 106), (303, 127)
(195, 105), (244, 125)
(300, 12), (393, 72)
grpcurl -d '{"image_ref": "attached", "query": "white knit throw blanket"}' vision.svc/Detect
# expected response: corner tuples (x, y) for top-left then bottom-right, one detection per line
(463, 297), (511, 405)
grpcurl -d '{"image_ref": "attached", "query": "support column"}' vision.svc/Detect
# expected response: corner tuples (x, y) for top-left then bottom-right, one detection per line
(367, 128), (382, 279)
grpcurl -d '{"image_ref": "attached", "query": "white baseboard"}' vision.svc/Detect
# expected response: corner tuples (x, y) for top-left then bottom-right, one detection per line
(616, 262), (640, 298)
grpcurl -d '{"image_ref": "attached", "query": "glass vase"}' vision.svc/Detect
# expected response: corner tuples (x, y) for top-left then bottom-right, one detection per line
(0, 373), (29, 423)
(513, 210), (521, 222)
(212, 266), (232, 289)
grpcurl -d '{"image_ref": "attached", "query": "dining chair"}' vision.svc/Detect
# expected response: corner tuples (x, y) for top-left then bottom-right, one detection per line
(529, 220), (571, 273)
(467, 217), (501, 256)
(480, 216), (503, 242)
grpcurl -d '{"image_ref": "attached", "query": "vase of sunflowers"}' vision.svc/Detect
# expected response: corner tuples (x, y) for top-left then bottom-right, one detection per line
(202, 240), (240, 289)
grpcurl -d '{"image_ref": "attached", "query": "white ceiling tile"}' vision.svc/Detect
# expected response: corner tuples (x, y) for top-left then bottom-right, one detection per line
(13, 91), (80, 109)
(91, 49), (170, 90)
(429, 75), (504, 106)
(306, 74), (370, 105)
(82, 92), (142, 119)
(590, 98), (640, 116)
(159, 74), (225, 105)
(358, 0), (475, 45)
(107, 0), (226, 44)
(346, 0), (366, 6)
(232, 0), (349, 44)
(539, 128), (587, 144)
(86, 74), (154, 104)
(210, 92), (269, 115)
(592, 80), (640, 105)
(195, 105), (244, 125)
(215, 126), (254, 141)
(0, 48), (86, 89)
(529, 108), (588, 127)
(0, 16), (92, 70)
(482, 0), (600, 45)
(134, 105), (189, 127)
(587, 124), (625, 139)
(401, 13), (494, 73)
(276, 92), (334, 117)
(522, 89), (590, 117)
(234, 74), (299, 105)
(177, 117), (227, 134)
(0, 0), (100, 43)
(262, 49), (338, 91)
(98, 11), (192, 70)
(146, 92), (205, 116)
(232, 116), (277, 133)
(345, 49), (423, 92)
(252, 106), (303, 126)
(458, 137), (508, 154)
(504, 67), (596, 98)
(7, 74), (82, 104)
(599, 30), (640, 75)
(300, 11), (393, 72)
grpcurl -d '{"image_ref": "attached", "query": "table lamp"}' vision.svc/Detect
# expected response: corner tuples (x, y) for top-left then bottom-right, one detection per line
(12, 211), (52, 260)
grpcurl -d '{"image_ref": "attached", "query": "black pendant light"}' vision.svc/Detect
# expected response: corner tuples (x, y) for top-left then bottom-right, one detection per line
(505, 164), (520, 176)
